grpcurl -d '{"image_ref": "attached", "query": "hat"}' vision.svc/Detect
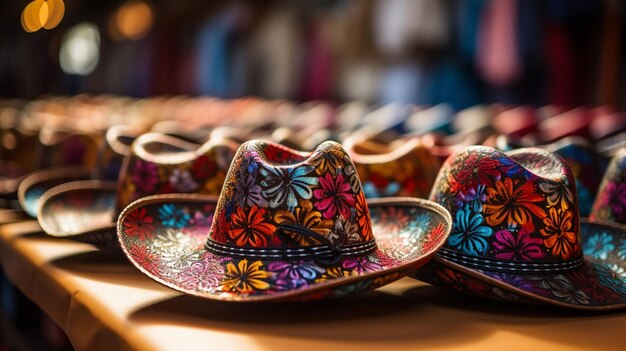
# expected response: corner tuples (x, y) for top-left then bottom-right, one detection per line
(546, 137), (608, 217)
(590, 147), (626, 225)
(413, 145), (626, 310)
(37, 133), (238, 248)
(117, 140), (452, 301)
(343, 135), (440, 198)
(17, 125), (138, 218)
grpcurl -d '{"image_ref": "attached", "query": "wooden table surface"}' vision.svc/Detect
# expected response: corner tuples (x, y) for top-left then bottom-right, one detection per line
(0, 211), (624, 351)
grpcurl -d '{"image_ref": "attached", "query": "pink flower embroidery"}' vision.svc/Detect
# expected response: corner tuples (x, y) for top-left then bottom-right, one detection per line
(492, 228), (545, 261)
(313, 172), (356, 219)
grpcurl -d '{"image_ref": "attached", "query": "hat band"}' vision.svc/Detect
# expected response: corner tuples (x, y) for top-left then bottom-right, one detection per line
(437, 248), (584, 274)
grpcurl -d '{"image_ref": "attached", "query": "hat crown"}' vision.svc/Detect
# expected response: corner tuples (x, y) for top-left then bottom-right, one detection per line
(116, 133), (237, 212)
(431, 146), (583, 271)
(208, 140), (374, 251)
(591, 147), (626, 224)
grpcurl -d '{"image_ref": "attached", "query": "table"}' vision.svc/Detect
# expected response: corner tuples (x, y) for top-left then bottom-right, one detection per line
(1, 216), (625, 351)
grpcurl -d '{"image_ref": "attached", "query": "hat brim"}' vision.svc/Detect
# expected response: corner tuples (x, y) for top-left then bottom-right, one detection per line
(37, 180), (119, 249)
(413, 220), (626, 310)
(18, 167), (92, 217)
(117, 195), (452, 302)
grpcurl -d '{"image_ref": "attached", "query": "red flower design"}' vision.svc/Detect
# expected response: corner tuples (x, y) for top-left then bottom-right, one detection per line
(313, 172), (356, 219)
(129, 244), (159, 274)
(451, 153), (501, 193)
(123, 208), (155, 239)
(569, 271), (620, 303)
(228, 206), (276, 247)
(191, 155), (217, 180)
(422, 223), (446, 253)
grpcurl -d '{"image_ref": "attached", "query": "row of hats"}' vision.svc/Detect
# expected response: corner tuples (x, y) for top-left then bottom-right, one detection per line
(3, 95), (626, 310)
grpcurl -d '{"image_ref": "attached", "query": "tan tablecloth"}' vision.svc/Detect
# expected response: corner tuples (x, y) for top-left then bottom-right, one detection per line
(1, 219), (625, 351)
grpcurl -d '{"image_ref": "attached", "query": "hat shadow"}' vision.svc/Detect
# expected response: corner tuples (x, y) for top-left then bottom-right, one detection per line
(127, 291), (492, 347)
(402, 284), (626, 350)
(50, 250), (169, 291)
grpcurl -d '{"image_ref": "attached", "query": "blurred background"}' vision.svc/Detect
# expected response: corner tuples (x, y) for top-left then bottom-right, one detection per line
(1, 0), (625, 110)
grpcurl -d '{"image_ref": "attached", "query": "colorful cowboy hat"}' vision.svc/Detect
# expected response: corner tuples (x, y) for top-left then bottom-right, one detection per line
(117, 140), (452, 301)
(343, 135), (440, 198)
(37, 132), (238, 248)
(412, 145), (626, 310)
(17, 125), (139, 218)
(590, 147), (626, 225)
(546, 137), (608, 217)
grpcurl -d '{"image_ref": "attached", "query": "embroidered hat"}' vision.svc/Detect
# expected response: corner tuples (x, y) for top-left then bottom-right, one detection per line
(546, 137), (608, 217)
(37, 132), (238, 248)
(590, 147), (626, 225)
(343, 135), (440, 198)
(117, 140), (452, 301)
(17, 125), (138, 217)
(413, 145), (626, 310)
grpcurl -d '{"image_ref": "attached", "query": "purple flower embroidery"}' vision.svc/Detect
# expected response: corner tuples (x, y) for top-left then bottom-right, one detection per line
(342, 257), (383, 273)
(607, 182), (626, 221)
(131, 160), (158, 193)
(267, 261), (324, 289)
(169, 169), (199, 192)
(492, 228), (544, 261)
(235, 172), (267, 208)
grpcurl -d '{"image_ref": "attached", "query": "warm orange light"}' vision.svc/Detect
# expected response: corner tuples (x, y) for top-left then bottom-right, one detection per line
(21, 0), (65, 33)
(109, 1), (154, 40)
(43, 0), (65, 30)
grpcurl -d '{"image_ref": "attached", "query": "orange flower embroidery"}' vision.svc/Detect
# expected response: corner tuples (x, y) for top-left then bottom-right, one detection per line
(229, 206), (276, 247)
(355, 192), (373, 241)
(540, 207), (578, 260)
(274, 200), (333, 245)
(483, 178), (546, 227)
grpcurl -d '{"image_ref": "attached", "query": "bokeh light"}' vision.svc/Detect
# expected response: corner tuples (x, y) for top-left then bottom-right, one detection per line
(59, 23), (100, 75)
(21, 0), (65, 33)
(109, 1), (155, 41)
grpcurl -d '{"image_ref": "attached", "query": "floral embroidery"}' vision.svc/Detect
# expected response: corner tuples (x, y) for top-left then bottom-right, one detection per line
(169, 169), (199, 192)
(540, 207), (577, 260)
(451, 152), (501, 193)
(483, 178), (546, 229)
(191, 155), (217, 180)
(235, 172), (267, 208)
(313, 171), (356, 219)
(267, 261), (324, 290)
(129, 245), (160, 275)
(221, 259), (270, 293)
(260, 165), (317, 209)
(448, 206), (493, 256)
(131, 160), (158, 193)
(274, 201), (333, 244)
(123, 208), (155, 239)
(355, 192), (372, 241)
(583, 232), (615, 260)
(228, 206), (275, 247)
(492, 228), (544, 261)
(539, 180), (574, 211)
(159, 204), (191, 228)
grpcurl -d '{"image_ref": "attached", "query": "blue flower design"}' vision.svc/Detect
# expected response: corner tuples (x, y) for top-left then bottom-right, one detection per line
(158, 204), (191, 228)
(448, 206), (493, 256)
(363, 182), (400, 198)
(583, 232), (615, 260)
(260, 165), (318, 209)
(595, 264), (626, 294)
